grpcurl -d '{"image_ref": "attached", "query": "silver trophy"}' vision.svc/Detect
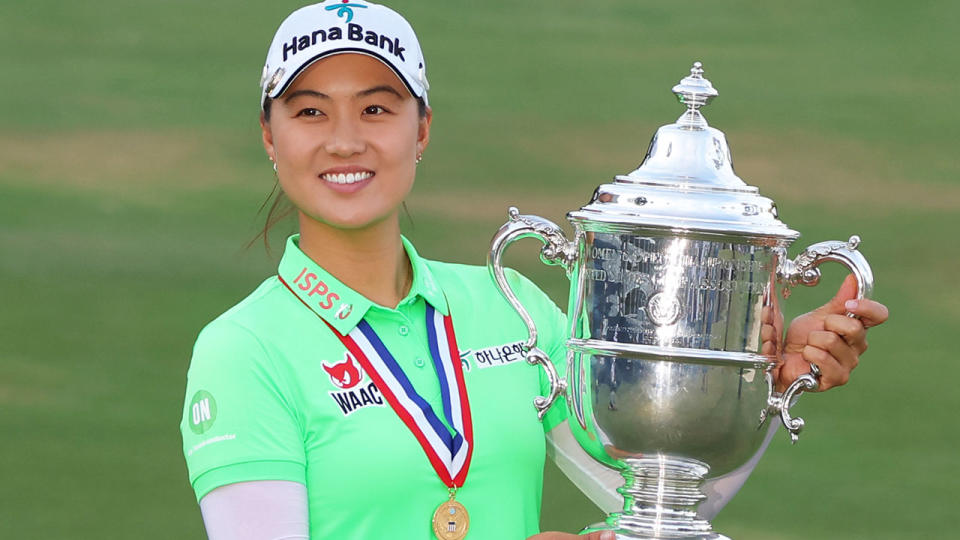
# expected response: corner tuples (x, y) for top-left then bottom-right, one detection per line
(488, 62), (874, 539)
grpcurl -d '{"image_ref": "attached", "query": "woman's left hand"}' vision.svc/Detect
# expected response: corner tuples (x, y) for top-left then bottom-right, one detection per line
(775, 274), (889, 391)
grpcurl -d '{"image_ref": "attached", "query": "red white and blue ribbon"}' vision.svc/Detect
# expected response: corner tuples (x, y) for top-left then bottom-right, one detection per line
(332, 304), (474, 487)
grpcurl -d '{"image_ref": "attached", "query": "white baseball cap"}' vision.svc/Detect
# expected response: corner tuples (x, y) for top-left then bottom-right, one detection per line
(260, 1), (429, 109)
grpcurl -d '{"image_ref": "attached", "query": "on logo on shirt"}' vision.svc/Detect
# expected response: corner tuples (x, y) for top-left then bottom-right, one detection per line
(188, 390), (218, 434)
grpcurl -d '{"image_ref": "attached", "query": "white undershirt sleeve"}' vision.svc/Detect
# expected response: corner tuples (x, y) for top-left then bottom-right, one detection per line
(545, 417), (780, 520)
(199, 480), (310, 540)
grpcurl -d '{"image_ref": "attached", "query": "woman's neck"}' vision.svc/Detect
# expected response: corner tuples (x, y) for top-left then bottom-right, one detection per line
(297, 213), (412, 309)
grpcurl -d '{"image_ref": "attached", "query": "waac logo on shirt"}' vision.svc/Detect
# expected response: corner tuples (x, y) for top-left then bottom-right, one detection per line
(322, 352), (362, 389)
(323, 352), (385, 416)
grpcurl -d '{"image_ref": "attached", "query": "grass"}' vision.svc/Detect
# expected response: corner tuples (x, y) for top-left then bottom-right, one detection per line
(1, 0), (957, 537)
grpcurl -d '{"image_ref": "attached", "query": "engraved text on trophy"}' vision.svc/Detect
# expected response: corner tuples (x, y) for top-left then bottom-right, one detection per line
(582, 233), (777, 353)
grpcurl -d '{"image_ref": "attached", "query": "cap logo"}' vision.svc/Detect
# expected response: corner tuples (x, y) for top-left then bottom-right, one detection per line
(325, 1), (367, 23)
(281, 23), (406, 63)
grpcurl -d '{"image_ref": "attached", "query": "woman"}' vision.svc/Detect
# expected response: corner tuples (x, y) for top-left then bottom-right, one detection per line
(180, 2), (888, 539)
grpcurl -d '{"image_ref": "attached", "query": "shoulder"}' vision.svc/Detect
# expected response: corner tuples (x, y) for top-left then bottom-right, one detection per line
(207, 276), (287, 329)
(424, 259), (544, 296)
(190, 276), (299, 371)
(185, 277), (313, 424)
(195, 273), (312, 339)
(423, 258), (563, 322)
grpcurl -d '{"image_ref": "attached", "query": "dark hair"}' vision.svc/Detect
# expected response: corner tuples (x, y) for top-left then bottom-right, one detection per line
(250, 95), (428, 252)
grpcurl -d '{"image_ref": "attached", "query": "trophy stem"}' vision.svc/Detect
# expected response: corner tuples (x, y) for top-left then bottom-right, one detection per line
(608, 456), (725, 540)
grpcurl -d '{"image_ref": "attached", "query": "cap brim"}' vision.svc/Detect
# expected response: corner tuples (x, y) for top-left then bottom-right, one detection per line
(265, 48), (423, 107)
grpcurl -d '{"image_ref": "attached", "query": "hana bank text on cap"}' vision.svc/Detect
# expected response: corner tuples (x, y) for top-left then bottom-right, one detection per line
(260, 0), (429, 109)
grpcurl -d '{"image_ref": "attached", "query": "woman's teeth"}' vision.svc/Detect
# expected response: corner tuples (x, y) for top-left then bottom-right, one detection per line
(322, 171), (373, 184)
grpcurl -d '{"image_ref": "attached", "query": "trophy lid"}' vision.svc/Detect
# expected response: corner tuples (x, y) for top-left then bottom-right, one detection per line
(569, 62), (799, 240)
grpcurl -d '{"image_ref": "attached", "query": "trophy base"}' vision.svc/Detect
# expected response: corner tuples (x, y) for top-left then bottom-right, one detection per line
(579, 457), (731, 540)
(581, 523), (730, 540)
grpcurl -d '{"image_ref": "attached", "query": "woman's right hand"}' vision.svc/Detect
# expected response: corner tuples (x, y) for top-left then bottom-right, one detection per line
(528, 531), (615, 540)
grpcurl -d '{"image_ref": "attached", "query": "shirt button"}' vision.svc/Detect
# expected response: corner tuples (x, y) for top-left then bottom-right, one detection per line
(398, 325), (410, 336)
(414, 358), (426, 368)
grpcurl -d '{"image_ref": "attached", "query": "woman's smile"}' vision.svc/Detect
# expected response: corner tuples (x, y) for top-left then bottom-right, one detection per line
(320, 166), (376, 193)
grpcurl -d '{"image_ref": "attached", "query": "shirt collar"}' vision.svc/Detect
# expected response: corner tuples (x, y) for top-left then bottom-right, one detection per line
(400, 235), (448, 316)
(277, 234), (448, 334)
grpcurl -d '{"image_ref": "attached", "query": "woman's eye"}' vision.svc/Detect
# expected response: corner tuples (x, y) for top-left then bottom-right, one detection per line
(363, 105), (387, 115)
(296, 108), (323, 118)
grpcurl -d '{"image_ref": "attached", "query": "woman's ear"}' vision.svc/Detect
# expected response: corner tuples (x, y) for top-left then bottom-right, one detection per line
(260, 112), (277, 163)
(417, 106), (433, 155)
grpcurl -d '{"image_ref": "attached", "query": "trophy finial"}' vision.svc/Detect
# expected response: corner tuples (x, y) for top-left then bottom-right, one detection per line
(672, 61), (718, 128)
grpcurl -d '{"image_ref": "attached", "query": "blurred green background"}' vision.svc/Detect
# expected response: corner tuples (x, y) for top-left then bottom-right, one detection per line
(1, 0), (957, 538)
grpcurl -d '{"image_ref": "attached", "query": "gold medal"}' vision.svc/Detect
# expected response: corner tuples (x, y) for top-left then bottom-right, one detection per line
(432, 489), (469, 540)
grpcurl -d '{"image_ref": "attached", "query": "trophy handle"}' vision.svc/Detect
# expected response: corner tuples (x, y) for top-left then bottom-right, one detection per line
(488, 207), (577, 420)
(771, 235), (875, 442)
(765, 363), (822, 443)
(779, 235), (874, 310)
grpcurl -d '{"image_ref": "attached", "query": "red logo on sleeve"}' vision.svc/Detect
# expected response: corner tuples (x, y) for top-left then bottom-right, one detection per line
(322, 352), (363, 389)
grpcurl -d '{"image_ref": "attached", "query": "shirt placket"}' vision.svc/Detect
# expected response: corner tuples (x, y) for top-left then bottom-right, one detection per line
(367, 305), (456, 437)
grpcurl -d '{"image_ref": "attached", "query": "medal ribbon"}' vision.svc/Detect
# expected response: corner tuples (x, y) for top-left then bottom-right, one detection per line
(281, 274), (473, 488)
(334, 305), (473, 487)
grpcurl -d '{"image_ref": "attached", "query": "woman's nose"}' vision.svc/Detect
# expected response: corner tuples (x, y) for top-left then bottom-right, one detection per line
(323, 117), (366, 157)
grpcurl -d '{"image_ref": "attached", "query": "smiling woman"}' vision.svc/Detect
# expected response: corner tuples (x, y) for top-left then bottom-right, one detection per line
(178, 2), (887, 540)
(179, 2), (602, 539)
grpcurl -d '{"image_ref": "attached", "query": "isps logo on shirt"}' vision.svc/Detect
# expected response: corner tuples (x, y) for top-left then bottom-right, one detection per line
(322, 352), (385, 416)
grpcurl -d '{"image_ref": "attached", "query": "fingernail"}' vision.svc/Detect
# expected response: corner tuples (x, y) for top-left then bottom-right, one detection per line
(600, 532), (616, 540)
(845, 300), (858, 311)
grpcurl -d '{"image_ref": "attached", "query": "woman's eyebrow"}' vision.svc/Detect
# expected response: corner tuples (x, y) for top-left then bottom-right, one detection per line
(283, 89), (329, 102)
(282, 85), (403, 102)
(356, 85), (403, 99)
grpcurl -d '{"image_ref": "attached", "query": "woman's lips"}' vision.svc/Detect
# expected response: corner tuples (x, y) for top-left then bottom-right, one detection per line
(320, 169), (375, 193)
(321, 171), (374, 184)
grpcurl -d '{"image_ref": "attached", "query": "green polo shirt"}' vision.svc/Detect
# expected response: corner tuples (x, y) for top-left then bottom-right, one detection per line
(181, 234), (568, 539)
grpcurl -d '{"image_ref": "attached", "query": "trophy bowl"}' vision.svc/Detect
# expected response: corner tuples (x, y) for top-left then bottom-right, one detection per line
(488, 63), (873, 539)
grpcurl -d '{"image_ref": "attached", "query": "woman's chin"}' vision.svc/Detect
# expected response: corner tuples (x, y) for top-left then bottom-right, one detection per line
(301, 208), (398, 232)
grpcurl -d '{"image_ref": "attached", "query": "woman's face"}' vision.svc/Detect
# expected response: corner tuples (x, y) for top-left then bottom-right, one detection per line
(261, 54), (430, 230)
